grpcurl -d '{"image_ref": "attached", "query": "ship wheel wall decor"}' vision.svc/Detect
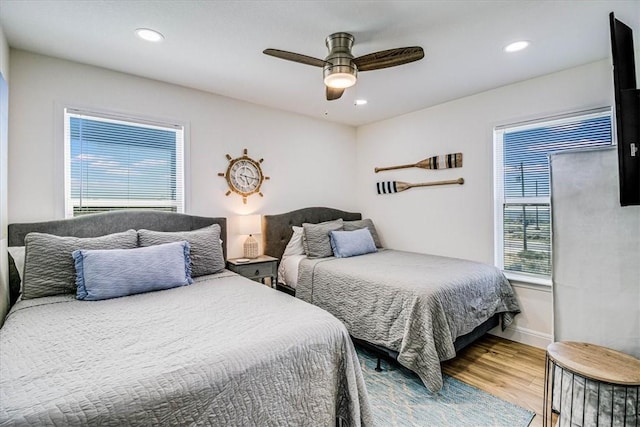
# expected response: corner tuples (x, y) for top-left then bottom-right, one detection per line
(218, 149), (269, 204)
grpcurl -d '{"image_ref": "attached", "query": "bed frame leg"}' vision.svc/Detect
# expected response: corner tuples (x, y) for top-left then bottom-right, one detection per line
(375, 357), (383, 372)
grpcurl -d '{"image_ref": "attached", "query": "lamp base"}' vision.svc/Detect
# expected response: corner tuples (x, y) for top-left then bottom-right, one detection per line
(243, 234), (259, 259)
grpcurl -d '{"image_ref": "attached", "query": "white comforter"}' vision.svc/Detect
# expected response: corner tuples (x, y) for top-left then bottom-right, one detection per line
(0, 271), (372, 426)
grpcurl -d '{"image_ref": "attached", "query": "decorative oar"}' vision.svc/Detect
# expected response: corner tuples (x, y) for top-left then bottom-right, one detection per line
(375, 152), (462, 173)
(376, 178), (464, 194)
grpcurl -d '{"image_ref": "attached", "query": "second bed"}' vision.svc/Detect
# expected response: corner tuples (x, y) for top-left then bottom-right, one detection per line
(263, 207), (521, 392)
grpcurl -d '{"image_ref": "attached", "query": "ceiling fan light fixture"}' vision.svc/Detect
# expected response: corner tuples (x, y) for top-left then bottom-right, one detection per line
(323, 60), (357, 89)
(324, 72), (357, 89)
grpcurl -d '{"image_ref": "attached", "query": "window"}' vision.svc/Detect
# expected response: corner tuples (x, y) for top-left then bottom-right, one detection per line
(494, 109), (612, 283)
(64, 108), (185, 217)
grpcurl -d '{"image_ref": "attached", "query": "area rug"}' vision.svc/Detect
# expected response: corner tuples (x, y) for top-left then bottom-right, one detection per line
(356, 346), (535, 427)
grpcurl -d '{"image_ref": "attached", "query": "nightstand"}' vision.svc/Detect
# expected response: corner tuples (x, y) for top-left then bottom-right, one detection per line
(226, 255), (278, 287)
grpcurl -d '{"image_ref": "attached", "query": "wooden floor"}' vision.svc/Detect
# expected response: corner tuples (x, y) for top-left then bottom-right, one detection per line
(442, 334), (551, 427)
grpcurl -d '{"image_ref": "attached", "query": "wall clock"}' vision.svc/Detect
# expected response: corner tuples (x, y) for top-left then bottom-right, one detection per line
(218, 148), (269, 204)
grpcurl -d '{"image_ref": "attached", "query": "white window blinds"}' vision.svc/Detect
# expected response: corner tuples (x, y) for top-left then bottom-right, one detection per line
(64, 108), (185, 217)
(494, 109), (612, 282)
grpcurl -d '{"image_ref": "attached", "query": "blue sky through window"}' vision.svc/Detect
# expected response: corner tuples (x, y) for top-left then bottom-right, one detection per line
(70, 117), (177, 201)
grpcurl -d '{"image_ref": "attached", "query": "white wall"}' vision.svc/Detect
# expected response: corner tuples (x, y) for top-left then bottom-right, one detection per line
(356, 59), (616, 348)
(7, 50), (357, 258)
(552, 148), (640, 357)
(0, 24), (9, 326)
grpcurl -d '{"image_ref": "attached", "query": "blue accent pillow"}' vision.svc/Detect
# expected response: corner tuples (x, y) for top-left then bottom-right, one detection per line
(329, 228), (377, 258)
(73, 241), (193, 301)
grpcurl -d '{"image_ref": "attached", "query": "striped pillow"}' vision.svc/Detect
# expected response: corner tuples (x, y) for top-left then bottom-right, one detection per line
(329, 228), (377, 258)
(73, 241), (192, 301)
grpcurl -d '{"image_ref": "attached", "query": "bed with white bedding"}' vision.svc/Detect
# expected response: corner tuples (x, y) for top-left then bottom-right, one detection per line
(1, 211), (372, 426)
(263, 207), (521, 392)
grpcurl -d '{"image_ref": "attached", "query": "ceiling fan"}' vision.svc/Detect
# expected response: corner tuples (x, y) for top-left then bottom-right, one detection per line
(263, 32), (424, 101)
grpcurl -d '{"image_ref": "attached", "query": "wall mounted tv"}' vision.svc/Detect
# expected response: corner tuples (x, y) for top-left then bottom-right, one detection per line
(609, 12), (640, 206)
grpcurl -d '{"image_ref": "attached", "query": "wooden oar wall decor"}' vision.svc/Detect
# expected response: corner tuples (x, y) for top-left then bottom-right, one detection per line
(375, 152), (462, 173)
(375, 152), (464, 195)
(376, 178), (464, 194)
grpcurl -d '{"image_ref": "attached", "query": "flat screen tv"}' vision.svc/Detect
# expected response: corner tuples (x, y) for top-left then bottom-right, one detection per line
(609, 12), (640, 206)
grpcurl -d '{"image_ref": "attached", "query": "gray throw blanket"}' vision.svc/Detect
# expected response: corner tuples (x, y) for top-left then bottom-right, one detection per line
(296, 249), (520, 392)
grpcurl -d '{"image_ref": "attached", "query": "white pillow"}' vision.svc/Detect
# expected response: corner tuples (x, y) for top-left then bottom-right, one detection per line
(277, 254), (305, 288)
(278, 226), (306, 285)
(282, 226), (305, 257)
(8, 246), (26, 284)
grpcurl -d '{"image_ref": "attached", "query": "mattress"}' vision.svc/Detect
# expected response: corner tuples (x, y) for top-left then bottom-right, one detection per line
(295, 249), (520, 392)
(0, 271), (372, 426)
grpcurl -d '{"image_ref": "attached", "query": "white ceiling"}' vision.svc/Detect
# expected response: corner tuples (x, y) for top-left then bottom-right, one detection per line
(0, 0), (638, 127)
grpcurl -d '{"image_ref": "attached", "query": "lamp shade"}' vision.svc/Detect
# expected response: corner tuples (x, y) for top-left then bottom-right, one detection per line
(237, 214), (261, 236)
(237, 214), (261, 258)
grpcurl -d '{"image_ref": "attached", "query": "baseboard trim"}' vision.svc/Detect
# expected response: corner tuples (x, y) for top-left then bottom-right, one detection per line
(489, 324), (552, 349)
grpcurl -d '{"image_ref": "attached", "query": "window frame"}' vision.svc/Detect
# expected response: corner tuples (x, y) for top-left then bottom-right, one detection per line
(63, 107), (187, 218)
(493, 108), (612, 286)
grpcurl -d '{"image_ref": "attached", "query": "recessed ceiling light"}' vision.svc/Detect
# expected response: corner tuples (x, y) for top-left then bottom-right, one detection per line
(504, 41), (529, 53)
(354, 99), (368, 106)
(135, 28), (164, 42)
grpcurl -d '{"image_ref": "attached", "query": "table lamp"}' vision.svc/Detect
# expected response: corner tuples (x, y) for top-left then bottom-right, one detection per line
(238, 214), (261, 259)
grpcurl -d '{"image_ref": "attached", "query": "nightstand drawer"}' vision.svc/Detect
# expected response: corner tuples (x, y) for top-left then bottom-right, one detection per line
(226, 255), (278, 287)
(232, 262), (276, 279)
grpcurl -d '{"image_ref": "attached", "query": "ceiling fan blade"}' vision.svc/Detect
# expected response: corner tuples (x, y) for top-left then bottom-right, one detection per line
(353, 47), (424, 71)
(326, 86), (345, 101)
(263, 48), (327, 68)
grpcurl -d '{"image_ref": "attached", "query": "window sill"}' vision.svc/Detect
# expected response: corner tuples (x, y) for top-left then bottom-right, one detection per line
(504, 271), (552, 288)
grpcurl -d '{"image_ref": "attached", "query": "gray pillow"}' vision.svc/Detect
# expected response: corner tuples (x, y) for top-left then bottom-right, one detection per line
(303, 219), (344, 258)
(343, 218), (382, 248)
(22, 230), (138, 300)
(138, 224), (225, 277)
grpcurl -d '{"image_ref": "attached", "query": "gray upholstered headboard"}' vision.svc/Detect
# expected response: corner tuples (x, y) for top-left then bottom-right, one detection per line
(262, 207), (361, 260)
(7, 210), (227, 306)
